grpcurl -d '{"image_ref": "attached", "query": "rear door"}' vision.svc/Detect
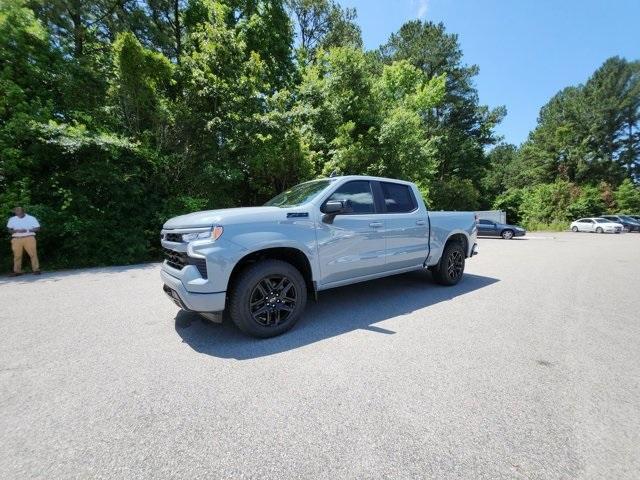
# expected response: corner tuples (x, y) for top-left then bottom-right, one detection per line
(576, 219), (589, 231)
(316, 180), (386, 285)
(375, 181), (429, 270)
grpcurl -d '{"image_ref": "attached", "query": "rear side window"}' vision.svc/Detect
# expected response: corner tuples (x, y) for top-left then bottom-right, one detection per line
(326, 181), (375, 214)
(381, 182), (416, 213)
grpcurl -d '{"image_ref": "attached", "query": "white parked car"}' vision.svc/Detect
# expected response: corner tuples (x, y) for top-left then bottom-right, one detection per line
(570, 217), (623, 234)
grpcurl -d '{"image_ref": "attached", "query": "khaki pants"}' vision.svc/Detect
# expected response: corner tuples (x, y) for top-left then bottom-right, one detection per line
(11, 236), (40, 273)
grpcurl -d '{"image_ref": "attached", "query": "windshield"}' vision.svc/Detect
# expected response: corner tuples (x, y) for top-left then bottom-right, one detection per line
(264, 179), (334, 207)
(620, 215), (636, 222)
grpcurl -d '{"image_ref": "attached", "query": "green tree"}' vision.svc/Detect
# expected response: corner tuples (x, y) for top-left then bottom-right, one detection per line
(142, 0), (187, 63)
(292, 48), (446, 186)
(481, 143), (518, 202)
(514, 57), (639, 187)
(380, 20), (505, 190)
(110, 32), (174, 140)
(613, 178), (640, 213)
(286, 0), (361, 58)
(492, 188), (524, 224)
(0, 0), (60, 207)
(429, 177), (480, 211)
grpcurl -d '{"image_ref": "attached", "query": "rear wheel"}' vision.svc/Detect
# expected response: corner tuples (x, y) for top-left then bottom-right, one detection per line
(501, 229), (514, 239)
(229, 259), (307, 338)
(596, 227), (604, 234)
(432, 242), (465, 286)
(571, 226), (578, 232)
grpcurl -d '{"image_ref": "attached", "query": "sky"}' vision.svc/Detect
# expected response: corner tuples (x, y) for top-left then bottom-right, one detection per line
(339, 0), (640, 146)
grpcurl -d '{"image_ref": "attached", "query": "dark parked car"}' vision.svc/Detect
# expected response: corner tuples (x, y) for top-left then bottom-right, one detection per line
(600, 215), (640, 232)
(477, 219), (526, 239)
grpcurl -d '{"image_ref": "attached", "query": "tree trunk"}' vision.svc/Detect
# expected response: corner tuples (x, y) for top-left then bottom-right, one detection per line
(70, 1), (84, 57)
(174, 0), (181, 64)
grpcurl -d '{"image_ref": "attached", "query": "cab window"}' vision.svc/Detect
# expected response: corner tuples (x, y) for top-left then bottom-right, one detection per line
(324, 181), (375, 214)
(380, 182), (416, 213)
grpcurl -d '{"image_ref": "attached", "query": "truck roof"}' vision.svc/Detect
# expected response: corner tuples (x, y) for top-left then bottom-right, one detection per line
(328, 175), (416, 186)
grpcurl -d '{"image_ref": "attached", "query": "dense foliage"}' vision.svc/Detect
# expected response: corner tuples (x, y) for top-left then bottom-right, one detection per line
(1, 0), (639, 270)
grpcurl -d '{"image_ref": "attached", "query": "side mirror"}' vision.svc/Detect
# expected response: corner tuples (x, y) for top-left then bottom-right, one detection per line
(321, 199), (352, 223)
(323, 200), (346, 214)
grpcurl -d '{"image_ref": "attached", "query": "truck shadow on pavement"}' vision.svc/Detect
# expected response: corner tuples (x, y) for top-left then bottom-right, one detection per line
(174, 271), (499, 360)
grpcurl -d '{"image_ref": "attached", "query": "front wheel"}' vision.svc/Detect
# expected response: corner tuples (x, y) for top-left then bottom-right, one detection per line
(228, 259), (307, 338)
(432, 242), (465, 286)
(571, 226), (578, 232)
(596, 227), (603, 234)
(501, 229), (514, 239)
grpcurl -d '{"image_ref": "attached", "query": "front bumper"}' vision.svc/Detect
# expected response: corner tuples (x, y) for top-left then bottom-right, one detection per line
(161, 269), (226, 313)
(514, 230), (526, 237)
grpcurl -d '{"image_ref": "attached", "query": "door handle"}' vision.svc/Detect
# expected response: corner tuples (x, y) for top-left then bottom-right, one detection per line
(415, 220), (427, 225)
(369, 222), (383, 228)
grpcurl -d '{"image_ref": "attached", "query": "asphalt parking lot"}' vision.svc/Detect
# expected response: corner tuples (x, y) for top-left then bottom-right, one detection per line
(1, 232), (639, 479)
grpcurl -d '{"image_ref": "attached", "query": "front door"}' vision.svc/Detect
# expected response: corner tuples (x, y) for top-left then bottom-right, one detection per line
(316, 180), (386, 285)
(478, 219), (497, 236)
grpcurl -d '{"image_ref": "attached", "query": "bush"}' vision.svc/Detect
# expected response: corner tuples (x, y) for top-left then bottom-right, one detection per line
(518, 180), (574, 228)
(1, 123), (168, 272)
(566, 185), (606, 219)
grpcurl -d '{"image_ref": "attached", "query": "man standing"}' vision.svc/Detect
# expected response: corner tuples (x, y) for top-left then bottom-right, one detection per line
(7, 207), (41, 276)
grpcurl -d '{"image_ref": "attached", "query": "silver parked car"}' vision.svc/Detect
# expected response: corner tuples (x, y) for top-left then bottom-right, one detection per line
(570, 217), (623, 234)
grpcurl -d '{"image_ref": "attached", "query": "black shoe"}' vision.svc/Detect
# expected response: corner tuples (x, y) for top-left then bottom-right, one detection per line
(9, 272), (24, 277)
(32, 270), (41, 275)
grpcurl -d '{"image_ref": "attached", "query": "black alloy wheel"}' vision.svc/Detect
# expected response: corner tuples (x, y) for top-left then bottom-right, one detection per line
(431, 242), (466, 286)
(229, 259), (307, 338)
(249, 275), (297, 327)
(446, 248), (464, 281)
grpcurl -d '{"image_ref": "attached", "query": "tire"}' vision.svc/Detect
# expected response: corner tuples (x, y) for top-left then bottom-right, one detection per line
(432, 242), (466, 286)
(501, 229), (514, 239)
(228, 259), (307, 338)
(571, 226), (578, 232)
(596, 227), (603, 234)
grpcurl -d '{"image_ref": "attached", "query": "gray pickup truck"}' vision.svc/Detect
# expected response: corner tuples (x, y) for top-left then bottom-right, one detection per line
(161, 175), (478, 337)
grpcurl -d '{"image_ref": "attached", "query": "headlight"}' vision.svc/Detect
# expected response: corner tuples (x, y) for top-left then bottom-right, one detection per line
(182, 226), (224, 242)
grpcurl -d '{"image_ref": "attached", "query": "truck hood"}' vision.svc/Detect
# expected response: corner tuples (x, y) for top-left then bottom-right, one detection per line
(163, 206), (303, 229)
